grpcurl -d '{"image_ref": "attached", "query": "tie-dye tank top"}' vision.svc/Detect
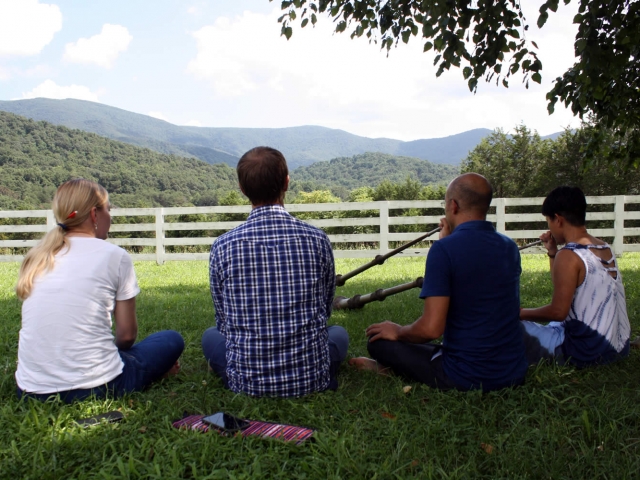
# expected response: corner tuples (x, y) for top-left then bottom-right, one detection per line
(561, 243), (630, 366)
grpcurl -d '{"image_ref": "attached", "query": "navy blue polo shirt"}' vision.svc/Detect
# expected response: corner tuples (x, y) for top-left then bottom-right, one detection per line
(420, 220), (528, 391)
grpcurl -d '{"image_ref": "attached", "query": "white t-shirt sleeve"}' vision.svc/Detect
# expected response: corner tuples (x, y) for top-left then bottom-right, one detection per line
(116, 252), (140, 301)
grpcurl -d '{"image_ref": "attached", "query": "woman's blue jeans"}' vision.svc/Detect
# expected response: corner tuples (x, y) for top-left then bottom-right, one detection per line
(17, 330), (184, 403)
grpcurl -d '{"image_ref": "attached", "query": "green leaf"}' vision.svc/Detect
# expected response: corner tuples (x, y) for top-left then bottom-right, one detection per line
(575, 39), (587, 53)
(423, 41), (433, 52)
(537, 11), (549, 28)
(532, 72), (542, 84)
(301, 18), (309, 28)
(283, 26), (293, 39)
(402, 30), (410, 44)
(463, 66), (472, 79)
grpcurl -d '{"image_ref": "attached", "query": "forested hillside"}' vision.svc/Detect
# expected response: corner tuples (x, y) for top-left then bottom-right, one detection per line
(0, 111), (454, 210)
(461, 124), (640, 197)
(0, 112), (240, 209)
(0, 99), (501, 167)
(291, 152), (458, 197)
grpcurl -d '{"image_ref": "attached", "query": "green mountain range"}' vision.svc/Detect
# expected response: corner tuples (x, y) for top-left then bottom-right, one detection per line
(0, 111), (459, 208)
(0, 111), (239, 209)
(0, 98), (498, 168)
(293, 152), (459, 193)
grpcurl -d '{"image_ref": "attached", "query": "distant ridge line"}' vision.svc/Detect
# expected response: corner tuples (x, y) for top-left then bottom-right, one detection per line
(0, 98), (562, 168)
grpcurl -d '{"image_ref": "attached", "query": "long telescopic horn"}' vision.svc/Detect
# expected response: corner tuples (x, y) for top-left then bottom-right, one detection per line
(333, 238), (545, 311)
(335, 226), (441, 286)
(333, 277), (424, 310)
(519, 239), (542, 250)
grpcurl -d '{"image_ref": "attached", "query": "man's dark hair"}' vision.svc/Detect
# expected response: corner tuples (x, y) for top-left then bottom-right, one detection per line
(236, 147), (289, 205)
(541, 186), (587, 226)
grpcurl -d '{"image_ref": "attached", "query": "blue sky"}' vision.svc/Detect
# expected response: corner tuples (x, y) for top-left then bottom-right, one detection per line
(0, 0), (581, 141)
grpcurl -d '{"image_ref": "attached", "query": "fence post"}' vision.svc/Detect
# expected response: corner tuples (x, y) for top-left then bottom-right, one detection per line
(494, 198), (506, 234)
(155, 208), (165, 265)
(614, 195), (624, 256)
(46, 210), (56, 232)
(379, 202), (389, 255)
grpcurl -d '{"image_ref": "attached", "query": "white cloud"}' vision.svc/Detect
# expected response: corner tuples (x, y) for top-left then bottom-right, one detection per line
(64, 24), (132, 68)
(147, 111), (169, 121)
(183, 119), (202, 127)
(22, 79), (100, 101)
(0, 0), (62, 56)
(188, 4), (581, 139)
(187, 9), (574, 140)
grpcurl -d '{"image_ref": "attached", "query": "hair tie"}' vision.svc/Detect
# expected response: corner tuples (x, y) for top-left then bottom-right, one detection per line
(57, 223), (68, 231)
(66, 211), (77, 219)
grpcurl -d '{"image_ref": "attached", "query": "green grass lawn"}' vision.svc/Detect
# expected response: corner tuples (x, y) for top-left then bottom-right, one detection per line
(1, 256), (639, 479)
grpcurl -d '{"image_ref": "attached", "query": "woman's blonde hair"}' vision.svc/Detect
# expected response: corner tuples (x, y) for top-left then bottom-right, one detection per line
(16, 179), (109, 300)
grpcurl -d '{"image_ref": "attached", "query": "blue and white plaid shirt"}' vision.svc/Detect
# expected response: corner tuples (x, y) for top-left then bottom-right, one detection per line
(209, 205), (335, 397)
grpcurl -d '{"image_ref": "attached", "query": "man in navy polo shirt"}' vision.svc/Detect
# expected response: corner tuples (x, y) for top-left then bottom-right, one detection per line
(350, 173), (528, 392)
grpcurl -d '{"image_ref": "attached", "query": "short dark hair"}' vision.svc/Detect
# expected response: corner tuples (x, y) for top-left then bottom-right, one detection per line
(541, 186), (587, 226)
(236, 147), (289, 205)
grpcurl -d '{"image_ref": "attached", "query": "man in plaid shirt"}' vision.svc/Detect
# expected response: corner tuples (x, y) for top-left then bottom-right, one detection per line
(202, 147), (349, 397)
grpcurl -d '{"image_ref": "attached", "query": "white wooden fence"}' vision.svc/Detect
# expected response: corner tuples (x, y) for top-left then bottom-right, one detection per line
(1, 196), (639, 264)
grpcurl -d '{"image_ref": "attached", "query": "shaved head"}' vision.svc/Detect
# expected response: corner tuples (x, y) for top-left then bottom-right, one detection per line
(447, 173), (493, 216)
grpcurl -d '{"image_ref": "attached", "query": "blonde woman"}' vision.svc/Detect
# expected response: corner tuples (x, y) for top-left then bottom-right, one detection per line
(15, 179), (184, 402)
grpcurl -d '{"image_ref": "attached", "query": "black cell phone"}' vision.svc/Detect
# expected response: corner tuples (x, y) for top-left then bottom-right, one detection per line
(202, 412), (250, 432)
(75, 410), (124, 427)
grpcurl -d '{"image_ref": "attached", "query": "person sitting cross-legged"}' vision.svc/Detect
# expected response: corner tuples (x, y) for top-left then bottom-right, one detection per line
(520, 186), (630, 367)
(350, 173), (528, 392)
(15, 179), (184, 403)
(202, 146), (349, 397)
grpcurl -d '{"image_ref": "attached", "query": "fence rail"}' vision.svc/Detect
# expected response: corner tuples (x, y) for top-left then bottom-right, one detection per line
(2, 195), (639, 264)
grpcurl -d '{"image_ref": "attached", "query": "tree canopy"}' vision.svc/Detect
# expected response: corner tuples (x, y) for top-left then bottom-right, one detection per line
(461, 122), (640, 197)
(274, 0), (639, 164)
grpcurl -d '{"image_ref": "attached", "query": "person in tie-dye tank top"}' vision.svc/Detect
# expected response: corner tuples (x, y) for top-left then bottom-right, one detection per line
(520, 186), (630, 367)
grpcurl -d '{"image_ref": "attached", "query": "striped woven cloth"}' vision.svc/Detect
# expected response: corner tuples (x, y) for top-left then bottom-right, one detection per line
(172, 415), (315, 445)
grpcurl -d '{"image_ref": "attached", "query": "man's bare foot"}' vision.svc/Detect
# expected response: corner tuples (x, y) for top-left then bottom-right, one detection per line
(163, 360), (181, 378)
(631, 336), (640, 349)
(348, 357), (392, 376)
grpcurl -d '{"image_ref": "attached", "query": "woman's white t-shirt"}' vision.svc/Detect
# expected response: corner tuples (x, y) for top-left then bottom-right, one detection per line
(15, 237), (140, 394)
